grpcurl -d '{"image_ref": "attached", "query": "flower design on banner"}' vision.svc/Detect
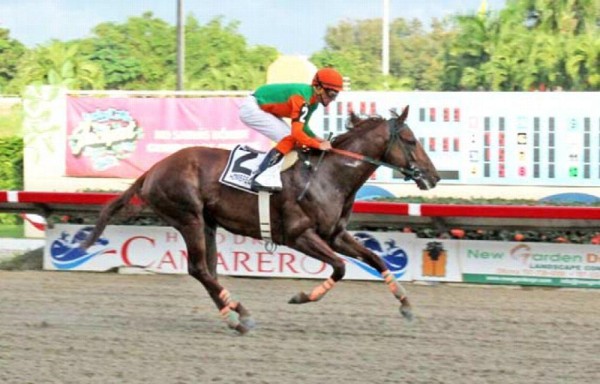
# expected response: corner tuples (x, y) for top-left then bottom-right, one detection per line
(68, 108), (143, 170)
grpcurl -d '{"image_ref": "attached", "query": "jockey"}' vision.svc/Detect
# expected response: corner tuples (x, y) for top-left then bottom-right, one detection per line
(239, 67), (344, 191)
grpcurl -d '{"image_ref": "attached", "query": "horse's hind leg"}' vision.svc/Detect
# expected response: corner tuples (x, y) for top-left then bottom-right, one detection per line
(140, 166), (252, 334)
(331, 230), (413, 321)
(204, 223), (255, 330)
(174, 222), (252, 335)
(203, 222), (219, 279)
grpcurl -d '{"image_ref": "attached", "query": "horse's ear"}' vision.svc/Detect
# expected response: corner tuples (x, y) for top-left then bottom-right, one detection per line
(399, 105), (409, 123)
(348, 111), (362, 126)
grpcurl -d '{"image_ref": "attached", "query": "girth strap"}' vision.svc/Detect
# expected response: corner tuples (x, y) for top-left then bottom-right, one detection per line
(258, 191), (278, 252)
(258, 191), (272, 242)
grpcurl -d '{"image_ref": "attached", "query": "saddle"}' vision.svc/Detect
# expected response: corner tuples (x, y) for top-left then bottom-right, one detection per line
(219, 145), (298, 193)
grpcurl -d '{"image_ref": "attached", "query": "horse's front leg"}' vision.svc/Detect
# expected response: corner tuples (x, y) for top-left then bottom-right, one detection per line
(331, 230), (413, 321)
(287, 229), (346, 304)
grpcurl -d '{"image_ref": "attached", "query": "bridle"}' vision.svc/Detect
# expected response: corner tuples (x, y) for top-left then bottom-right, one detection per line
(384, 119), (423, 181)
(330, 118), (422, 181)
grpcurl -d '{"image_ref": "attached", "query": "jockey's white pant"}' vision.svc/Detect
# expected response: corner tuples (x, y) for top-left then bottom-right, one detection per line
(239, 95), (289, 142)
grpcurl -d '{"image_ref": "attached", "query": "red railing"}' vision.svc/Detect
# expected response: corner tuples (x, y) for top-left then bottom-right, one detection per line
(2, 191), (600, 230)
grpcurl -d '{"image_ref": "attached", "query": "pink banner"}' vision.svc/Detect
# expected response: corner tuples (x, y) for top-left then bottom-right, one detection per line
(66, 96), (272, 178)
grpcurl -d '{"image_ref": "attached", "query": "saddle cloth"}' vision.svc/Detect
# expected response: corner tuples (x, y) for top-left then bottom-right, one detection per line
(219, 145), (297, 193)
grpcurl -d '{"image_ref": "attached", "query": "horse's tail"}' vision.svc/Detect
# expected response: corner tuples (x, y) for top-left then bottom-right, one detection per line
(81, 174), (146, 250)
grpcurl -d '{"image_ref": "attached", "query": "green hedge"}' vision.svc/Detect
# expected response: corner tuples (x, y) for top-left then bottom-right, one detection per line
(0, 136), (23, 225)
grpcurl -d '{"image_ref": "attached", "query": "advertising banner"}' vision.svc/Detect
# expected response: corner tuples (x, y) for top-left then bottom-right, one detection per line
(43, 225), (600, 288)
(65, 96), (272, 178)
(412, 238), (462, 282)
(44, 225), (416, 281)
(460, 240), (600, 288)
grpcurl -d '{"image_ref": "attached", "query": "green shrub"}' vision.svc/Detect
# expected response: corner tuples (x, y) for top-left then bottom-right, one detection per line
(0, 136), (23, 225)
(0, 103), (23, 138)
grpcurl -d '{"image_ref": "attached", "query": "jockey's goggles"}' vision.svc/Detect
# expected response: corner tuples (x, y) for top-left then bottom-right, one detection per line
(324, 89), (339, 99)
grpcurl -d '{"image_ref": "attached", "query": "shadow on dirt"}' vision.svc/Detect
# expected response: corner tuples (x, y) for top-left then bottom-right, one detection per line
(0, 248), (43, 270)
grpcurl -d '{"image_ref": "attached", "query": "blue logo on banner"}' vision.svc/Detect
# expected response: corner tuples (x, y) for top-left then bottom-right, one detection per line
(50, 227), (110, 270)
(343, 232), (408, 279)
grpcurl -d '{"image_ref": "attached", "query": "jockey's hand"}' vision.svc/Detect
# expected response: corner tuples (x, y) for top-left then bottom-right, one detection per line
(318, 141), (332, 151)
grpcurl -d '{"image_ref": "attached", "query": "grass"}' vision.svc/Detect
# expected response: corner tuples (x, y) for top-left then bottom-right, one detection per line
(0, 224), (24, 238)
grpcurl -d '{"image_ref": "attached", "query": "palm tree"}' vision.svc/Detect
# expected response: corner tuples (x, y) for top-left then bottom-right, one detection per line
(565, 34), (600, 90)
(444, 13), (500, 90)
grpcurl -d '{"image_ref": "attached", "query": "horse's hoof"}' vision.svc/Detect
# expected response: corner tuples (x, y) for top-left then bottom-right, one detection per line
(234, 323), (250, 335)
(400, 306), (414, 322)
(240, 315), (256, 330)
(288, 291), (310, 304)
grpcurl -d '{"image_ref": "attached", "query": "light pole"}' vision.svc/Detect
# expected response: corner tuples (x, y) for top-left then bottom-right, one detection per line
(176, 0), (185, 90)
(382, 0), (390, 75)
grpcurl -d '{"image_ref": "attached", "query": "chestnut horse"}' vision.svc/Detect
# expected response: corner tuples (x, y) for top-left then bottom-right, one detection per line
(82, 106), (440, 334)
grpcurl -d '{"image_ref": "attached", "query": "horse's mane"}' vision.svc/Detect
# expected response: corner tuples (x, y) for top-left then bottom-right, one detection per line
(332, 114), (386, 148)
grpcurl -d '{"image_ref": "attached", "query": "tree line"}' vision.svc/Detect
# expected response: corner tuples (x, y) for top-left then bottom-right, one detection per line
(0, 0), (597, 94)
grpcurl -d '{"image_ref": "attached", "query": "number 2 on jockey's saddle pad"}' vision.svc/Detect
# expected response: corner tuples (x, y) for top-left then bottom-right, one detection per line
(219, 145), (297, 193)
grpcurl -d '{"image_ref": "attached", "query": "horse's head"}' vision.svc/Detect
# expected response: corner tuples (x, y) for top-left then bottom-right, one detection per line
(383, 106), (440, 190)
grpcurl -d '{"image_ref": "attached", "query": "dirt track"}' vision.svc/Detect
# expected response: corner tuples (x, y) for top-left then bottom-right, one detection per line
(0, 271), (598, 384)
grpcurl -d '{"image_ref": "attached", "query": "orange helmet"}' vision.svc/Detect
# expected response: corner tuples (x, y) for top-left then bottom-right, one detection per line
(312, 68), (343, 91)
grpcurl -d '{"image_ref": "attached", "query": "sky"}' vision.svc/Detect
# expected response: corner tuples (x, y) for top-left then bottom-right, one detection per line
(0, 0), (507, 56)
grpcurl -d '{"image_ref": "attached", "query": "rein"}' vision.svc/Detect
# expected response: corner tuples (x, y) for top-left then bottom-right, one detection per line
(330, 147), (407, 172)
(297, 135), (330, 202)
(330, 119), (420, 180)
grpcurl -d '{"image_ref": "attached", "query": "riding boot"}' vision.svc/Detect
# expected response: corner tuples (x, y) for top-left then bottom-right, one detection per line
(250, 148), (284, 192)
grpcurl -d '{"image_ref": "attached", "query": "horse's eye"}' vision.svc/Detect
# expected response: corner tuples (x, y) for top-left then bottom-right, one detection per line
(399, 129), (417, 145)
